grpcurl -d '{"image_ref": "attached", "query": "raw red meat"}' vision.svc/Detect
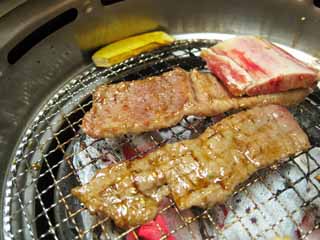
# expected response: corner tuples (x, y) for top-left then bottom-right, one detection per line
(201, 36), (319, 96)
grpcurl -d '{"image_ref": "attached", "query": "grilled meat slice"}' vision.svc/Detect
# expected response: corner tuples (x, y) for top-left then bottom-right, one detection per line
(190, 69), (311, 116)
(201, 36), (319, 96)
(82, 68), (310, 138)
(82, 68), (195, 138)
(72, 105), (310, 228)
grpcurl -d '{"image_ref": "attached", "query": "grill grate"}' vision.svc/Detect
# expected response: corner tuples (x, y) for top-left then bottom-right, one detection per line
(3, 39), (320, 240)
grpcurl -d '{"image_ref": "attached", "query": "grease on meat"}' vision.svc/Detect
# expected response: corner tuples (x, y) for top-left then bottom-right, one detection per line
(73, 105), (310, 228)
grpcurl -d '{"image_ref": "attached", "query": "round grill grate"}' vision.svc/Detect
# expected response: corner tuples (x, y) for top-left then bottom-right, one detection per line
(3, 37), (320, 240)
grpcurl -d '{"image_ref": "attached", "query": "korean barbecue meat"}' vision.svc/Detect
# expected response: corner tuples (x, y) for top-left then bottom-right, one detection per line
(201, 36), (319, 96)
(82, 68), (311, 138)
(72, 105), (310, 229)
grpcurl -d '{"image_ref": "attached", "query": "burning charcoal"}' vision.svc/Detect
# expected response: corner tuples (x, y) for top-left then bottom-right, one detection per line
(250, 217), (257, 224)
(297, 205), (320, 240)
(126, 214), (175, 240)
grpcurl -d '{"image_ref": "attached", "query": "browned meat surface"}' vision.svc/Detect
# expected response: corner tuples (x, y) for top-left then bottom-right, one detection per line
(82, 68), (311, 138)
(190, 70), (311, 116)
(82, 68), (194, 138)
(72, 105), (310, 228)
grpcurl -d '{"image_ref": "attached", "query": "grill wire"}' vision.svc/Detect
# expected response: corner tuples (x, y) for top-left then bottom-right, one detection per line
(3, 39), (320, 240)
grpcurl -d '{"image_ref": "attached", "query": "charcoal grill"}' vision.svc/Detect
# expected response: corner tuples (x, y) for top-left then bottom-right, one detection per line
(1, 1), (320, 240)
(3, 36), (320, 240)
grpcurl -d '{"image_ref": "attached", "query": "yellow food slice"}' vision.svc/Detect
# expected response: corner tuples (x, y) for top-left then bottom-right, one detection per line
(273, 236), (291, 240)
(92, 31), (174, 67)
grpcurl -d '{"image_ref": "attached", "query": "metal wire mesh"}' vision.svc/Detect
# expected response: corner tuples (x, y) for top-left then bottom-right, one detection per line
(3, 39), (320, 240)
